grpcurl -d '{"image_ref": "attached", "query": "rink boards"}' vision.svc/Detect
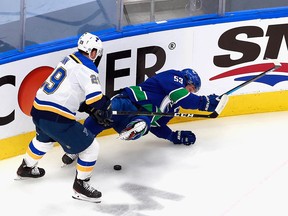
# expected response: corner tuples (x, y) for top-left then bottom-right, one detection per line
(1, 7), (288, 160)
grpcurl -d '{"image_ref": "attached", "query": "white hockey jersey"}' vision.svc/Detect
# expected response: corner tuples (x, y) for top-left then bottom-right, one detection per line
(33, 51), (103, 120)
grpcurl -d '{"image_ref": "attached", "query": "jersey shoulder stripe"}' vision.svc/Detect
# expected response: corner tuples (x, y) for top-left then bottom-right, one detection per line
(129, 86), (148, 101)
(169, 87), (189, 104)
(69, 54), (83, 64)
(70, 52), (97, 72)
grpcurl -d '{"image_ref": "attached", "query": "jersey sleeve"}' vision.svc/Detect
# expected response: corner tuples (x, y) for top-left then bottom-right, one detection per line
(175, 92), (202, 110)
(75, 65), (104, 105)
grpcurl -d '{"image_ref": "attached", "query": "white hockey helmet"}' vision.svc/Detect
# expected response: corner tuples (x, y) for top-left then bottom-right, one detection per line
(77, 32), (103, 61)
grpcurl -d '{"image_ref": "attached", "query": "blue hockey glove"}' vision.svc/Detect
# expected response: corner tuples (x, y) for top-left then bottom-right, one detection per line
(199, 94), (220, 112)
(169, 130), (196, 145)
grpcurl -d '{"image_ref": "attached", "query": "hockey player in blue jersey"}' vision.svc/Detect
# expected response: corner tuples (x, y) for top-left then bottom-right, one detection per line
(16, 32), (109, 203)
(62, 68), (221, 164)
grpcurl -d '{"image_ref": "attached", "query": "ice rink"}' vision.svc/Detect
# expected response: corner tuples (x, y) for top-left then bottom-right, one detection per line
(1, 111), (288, 216)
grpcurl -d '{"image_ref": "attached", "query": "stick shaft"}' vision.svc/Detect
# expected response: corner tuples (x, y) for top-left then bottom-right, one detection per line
(112, 111), (213, 118)
(222, 63), (281, 96)
(112, 94), (229, 119)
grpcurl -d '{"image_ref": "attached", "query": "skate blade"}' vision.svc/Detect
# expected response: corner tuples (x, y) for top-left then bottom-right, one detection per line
(14, 175), (29, 180)
(61, 163), (72, 168)
(72, 192), (101, 203)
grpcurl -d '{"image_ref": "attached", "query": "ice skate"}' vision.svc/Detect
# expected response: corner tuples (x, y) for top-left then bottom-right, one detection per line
(61, 153), (78, 167)
(72, 177), (102, 203)
(15, 159), (45, 180)
(118, 119), (147, 140)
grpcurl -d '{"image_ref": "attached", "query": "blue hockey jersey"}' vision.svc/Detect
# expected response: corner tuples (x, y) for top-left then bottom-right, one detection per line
(122, 69), (203, 128)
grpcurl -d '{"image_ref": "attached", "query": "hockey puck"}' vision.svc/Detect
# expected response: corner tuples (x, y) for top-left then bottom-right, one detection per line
(113, 165), (122, 170)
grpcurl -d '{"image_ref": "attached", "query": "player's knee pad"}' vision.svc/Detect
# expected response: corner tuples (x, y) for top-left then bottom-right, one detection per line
(76, 139), (99, 180)
(78, 138), (100, 162)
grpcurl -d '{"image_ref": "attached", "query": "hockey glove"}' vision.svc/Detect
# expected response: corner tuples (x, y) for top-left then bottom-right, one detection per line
(91, 109), (113, 127)
(78, 102), (113, 127)
(169, 130), (196, 145)
(199, 94), (220, 112)
(79, 96), (113, 127)
(93, 96), (113, 127)
(78, 102), (90, 113)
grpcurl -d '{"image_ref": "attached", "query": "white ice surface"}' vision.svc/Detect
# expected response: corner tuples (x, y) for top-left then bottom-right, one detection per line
(1, 111), (288, 216)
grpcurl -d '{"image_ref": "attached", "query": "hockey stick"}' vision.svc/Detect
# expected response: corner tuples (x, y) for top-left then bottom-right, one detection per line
(112, 61), (281, 119)
(112, 94), (228, 119)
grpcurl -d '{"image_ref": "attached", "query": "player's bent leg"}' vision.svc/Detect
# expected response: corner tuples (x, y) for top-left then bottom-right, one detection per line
(49, 120), (101, 202)
(58, 120), (95, 166)
(61, 117), (106, 167)
(72, 139), (101, 203)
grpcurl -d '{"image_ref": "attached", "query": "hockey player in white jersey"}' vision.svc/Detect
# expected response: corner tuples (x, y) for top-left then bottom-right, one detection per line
(16, 32), (110, 203)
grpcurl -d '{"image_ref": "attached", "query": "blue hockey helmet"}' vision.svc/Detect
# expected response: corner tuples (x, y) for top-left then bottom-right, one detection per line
(181, 68), (201, 92)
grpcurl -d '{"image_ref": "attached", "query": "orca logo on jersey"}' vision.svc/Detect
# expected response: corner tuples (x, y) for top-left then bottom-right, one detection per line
(211, 24), (288, 85)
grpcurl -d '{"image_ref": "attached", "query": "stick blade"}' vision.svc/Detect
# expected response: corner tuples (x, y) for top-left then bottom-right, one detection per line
(214, 94), (229, 116)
